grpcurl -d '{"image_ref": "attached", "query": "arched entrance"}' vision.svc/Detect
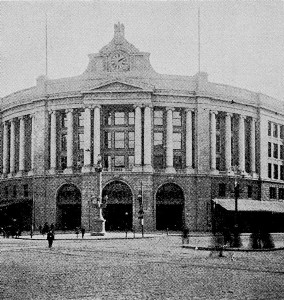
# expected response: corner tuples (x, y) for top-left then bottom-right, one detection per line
(56, 184), (81, 230)
(156, 183), (184, 231)
(102, 181), (133, 231)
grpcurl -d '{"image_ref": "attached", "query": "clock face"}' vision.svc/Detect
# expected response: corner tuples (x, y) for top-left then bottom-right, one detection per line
(109, 52), (129, 71)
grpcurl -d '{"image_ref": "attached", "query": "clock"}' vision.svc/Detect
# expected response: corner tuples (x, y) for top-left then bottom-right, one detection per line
(109, 52), (129, 71)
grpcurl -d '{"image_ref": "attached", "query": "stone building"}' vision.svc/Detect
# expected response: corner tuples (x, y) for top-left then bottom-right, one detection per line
(1, 23), (284, 233)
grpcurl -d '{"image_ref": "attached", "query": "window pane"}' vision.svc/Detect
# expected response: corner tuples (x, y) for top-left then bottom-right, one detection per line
(173, 133), (182, 149)
(268, 163), (272, 178)
(273, 124), (278, 138)
(115, 132), (125, 148)
(154, 111), (163, 125)
(268, 121), (271, 136)
(79, 133), (84, 150)
(114, 156), (125, 167)
(104, 132), (111, 149)
(273, 143), (278, 159)
(115, 112), (125, 125)
(105, 112), (112, 125)
(61, 134), (67, 151)
(281, 125), (284, 139)
(62, 113), (68, 128)
(128, 132), (134, 149)
(173, 111), (181, 126)
(78, 111), (84, 127)
(154, 132), (163, 146)
(274, 164), (278, 179)
(268, 142), (271, 157)
(128, 155), (134, 168)
(128, 112), (134, 125)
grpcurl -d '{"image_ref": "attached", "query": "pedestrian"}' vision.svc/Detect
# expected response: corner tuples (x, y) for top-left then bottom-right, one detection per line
(38, 225), (42, 235)
(42, 222), (49, 236)
(81, 227), (85, 238)
(181, 227), (189, 245)
(75, 227), (80, 238)
(209, 231), (225, 257)
(47, 230), (55, 248)
(50, 223), (55, 233)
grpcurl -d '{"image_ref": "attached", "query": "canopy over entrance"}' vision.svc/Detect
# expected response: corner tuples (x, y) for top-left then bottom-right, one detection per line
(213, 199), (284, 213)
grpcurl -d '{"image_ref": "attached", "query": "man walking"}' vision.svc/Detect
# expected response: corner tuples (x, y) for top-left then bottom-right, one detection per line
(47, 230), (55, 248)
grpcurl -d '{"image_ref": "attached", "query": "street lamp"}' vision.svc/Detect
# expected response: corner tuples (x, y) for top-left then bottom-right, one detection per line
(231, 165), (243, 248)
(91, 154), (107, 236)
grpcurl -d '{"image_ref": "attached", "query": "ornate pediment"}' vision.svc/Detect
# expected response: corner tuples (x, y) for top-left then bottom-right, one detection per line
(86, 79), (154, 93)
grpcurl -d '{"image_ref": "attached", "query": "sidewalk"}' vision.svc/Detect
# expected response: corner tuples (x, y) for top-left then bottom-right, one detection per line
(181, 232), (284, 251)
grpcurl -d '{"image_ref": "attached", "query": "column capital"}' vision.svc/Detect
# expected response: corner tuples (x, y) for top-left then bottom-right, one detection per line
(48, 109), (56, 115)
(133, 104), (143, 109)
(18, 115), (25, 121)
(225, 112), (233, 117)
(166, 107), (175, 112)
(144, 104), (153, 109)
(251, 117), (257, 123)
(30, 113), (36, 119)
(84, 104), (93, 110)
(93, 105), (101, 110)
(185, 108), (194, 113)
(210, 110), (218, 115)
(239, 114), (246, 120)
(66, 108), (74, 114)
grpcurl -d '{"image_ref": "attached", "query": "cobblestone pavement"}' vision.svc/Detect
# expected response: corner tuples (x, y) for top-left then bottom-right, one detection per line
(0, 236), (283, 300)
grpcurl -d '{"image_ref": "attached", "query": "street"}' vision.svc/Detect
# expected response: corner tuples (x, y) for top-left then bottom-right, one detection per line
(0, 235), (283, 300)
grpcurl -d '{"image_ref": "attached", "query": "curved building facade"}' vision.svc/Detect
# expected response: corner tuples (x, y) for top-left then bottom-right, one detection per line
(1, 23), (284, 232)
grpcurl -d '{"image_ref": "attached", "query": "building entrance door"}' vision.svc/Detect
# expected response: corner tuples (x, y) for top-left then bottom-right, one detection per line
(56, 184), (81, 230)
(102, 181), (133, 231)
(156, 183), (184, 231)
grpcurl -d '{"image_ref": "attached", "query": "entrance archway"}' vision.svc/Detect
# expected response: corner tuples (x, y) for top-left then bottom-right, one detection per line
(56, 184), (81, 230)
(102, 181), (133, 231)
(156, 183), (184, 231)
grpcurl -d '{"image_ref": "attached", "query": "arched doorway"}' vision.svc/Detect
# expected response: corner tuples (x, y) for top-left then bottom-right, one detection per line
(56, 184), (81, 230)
(156, 183), (184, 231)
(102, 181), (133, 231)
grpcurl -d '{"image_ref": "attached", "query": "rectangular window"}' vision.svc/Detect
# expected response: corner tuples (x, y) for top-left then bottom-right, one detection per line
(268, 142), (271, 157)
(273, 123), (278, 138)
(78, 133), (84, 150)
(173, 111), (182, 127)
(281, 125), (284, 139)
(23, 184), (29, 197)
(114, 132), (125, 149)
(60, 156), (67, 170)
(154, 155), (164, 169)
(78, 111), (84, 127)
(114, 155), (125, 168)
(274, 164), (279, 179)
(128, 112), (134, 125)
(4, 186), (8, 198)
(173, 155), (182, 169)
(216, 134), (221, 153)
(128, 155), (134, 169)
(273, 143), (278, 159)
(279, 188), (284, 200)
(281, 165), (284, 180)
(218, 183), (226, 197)
(128, 132), (134, 149)
(154, 132), (163, 147)
(268, 163), (272, 178)
(154, 110), (163, 126)
(105, 112), (112, 125)
(62, 112), (68, 128)
(61, 134), (67, 151)
(268, 121), (271, 136)
(247, 185), (252, 198)
(103, 155), (110, 169)
(114, 112), (125, 125)
(13, 186), (17, 198)
(270, 187), (277, 199)
(281, 145), (284, 160)
(173, 133), (182, 150)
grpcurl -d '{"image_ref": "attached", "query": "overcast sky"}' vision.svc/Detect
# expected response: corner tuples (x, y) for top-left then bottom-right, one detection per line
(1, 1), (283, 100)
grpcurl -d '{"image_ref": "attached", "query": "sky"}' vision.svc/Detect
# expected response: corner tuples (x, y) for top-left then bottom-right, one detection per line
(0, 1), (283, 100)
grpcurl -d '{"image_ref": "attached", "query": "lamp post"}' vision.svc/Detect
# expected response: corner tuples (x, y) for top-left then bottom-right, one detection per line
(91, 154), (107, 236)
(232, 166), (242, 248)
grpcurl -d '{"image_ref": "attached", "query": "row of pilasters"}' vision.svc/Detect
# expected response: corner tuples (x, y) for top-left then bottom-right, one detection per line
(210, 111), (257, 175)
(2, 115), (35, 176)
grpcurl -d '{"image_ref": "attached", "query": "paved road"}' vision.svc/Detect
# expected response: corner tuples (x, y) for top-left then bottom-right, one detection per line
(0, 236), (283, 300)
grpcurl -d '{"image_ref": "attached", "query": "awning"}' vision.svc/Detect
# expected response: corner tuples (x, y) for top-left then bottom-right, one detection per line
(212, 199), (284, 213)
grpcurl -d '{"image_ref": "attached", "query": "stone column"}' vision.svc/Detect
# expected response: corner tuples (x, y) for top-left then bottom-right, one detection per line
(9, 118), (16, 176)
(250, 118), (257, 178)
(166, 107), (175, 173)
(93, 105), (101, 166)
(210, 111), (218, 173)
(29, 114), (35, 175)
(225, 113), (232, 173)
(64, 108), (73, 174)
(82, 105), (91, 173)
(185, 109), (194, 173)
(16, 116), (25, 177)
(133, 105), (142, 171)
(2, 121), (8, 175)
(143, 105), (153, 172)
(238, 115), (246, 174)
(49, 110), (57, 174)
